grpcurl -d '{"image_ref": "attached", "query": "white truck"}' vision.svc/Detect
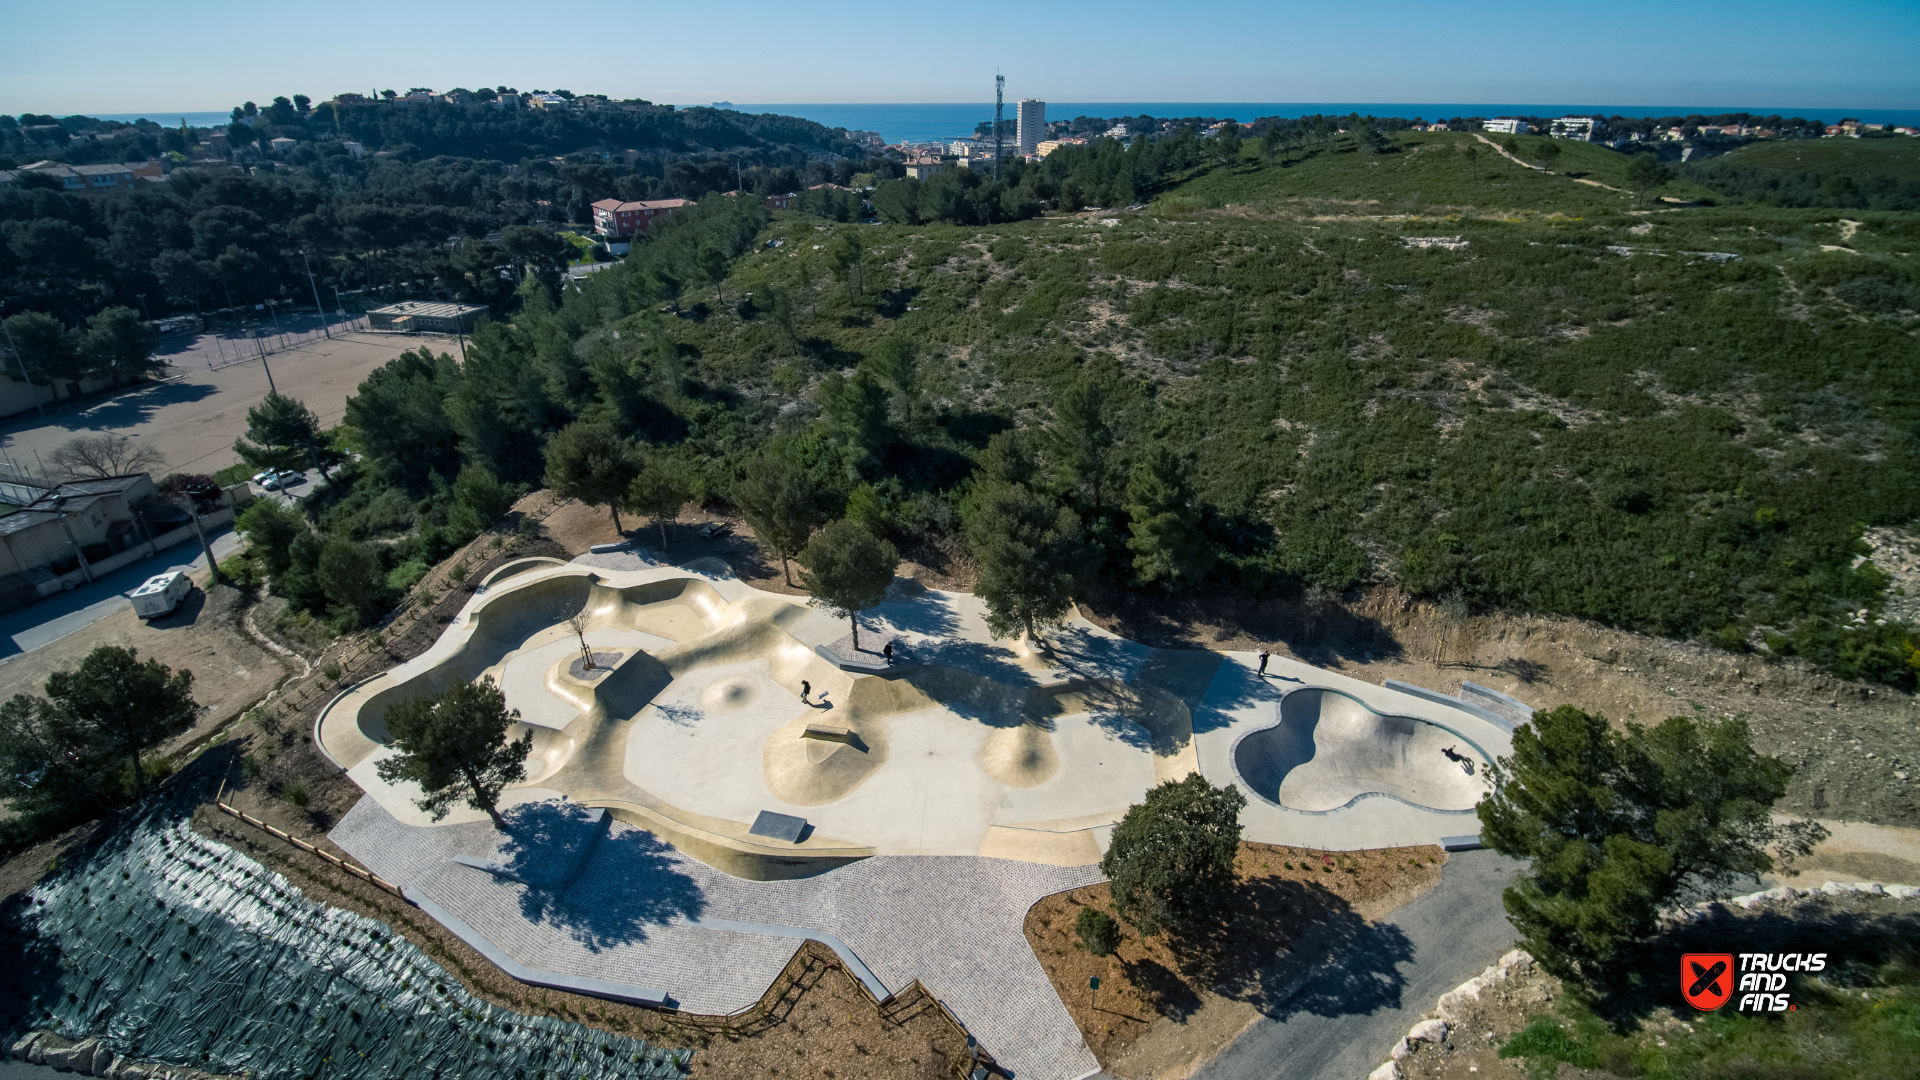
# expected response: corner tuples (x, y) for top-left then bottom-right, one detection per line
(129, 571), (192, 619)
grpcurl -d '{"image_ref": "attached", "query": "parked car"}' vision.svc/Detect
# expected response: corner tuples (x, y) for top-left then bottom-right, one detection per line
(129, 571), (192, 619)
(261, 470), (305, 491)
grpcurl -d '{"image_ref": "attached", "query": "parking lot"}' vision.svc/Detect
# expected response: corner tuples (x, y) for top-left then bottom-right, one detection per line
(0, 321), (464, 480)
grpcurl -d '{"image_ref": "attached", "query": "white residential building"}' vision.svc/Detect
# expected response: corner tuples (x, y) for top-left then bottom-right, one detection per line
(1483, 118), (1530, 135)
(1017, 99), (1046, 155)
(1550, 116), (1604, 141)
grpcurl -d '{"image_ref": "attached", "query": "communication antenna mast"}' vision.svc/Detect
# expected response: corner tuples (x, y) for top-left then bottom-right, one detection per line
(994, 73), (1004, 180)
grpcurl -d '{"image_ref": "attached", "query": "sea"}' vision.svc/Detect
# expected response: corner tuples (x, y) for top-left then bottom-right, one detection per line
(89, 103), (1920, 143)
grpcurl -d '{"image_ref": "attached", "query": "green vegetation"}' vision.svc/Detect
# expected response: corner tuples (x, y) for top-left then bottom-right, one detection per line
(1501, 965), (1920, 1080)
(1479, 706), (1824, 989)
(798, 519), (899, 651)
(0, 646), (203, 843)
(374, 676), (532, 829)
(1074, 906), (1122, 957)
(1683, 136), (1920, 211)
(218, 130), (1918, 686)
(1101, 773), (1246, 937)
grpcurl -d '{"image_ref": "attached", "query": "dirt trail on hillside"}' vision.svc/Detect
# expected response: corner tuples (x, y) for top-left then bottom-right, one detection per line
(1471, 132), (1628, 193)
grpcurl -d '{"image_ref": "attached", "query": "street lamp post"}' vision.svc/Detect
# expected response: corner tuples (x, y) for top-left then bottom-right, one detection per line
(135, 293), (154, 323)
(265, 299), (285, 347)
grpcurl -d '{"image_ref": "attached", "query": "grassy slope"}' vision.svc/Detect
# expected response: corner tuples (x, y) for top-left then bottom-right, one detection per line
(570, 135), (1919, 675)
(1702, 135), (1920, 186)
(1155, 131), (1718, 216)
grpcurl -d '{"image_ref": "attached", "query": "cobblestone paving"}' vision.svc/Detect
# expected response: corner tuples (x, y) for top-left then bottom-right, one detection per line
(334, 797), (1105, 1080)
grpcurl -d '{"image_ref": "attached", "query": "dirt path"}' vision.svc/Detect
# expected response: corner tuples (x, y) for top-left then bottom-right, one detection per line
(1471, 133), (1627, 193)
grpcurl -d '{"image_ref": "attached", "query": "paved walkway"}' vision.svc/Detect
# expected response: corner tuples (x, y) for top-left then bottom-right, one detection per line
(333, 797), (1106, 1080)
(1194, 848), (1523, 1080)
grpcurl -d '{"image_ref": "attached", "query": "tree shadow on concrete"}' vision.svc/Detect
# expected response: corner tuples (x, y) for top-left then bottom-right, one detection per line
(495, 801), (605, 887)
(517, 825), (707, 952)
(869, 597), (1041, 689)
(1077, 582), (1406, 673)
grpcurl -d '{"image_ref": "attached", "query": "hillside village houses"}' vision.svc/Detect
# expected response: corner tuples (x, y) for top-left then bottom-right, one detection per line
(591, 197), (690, 241)
(0, 160), (164, 193)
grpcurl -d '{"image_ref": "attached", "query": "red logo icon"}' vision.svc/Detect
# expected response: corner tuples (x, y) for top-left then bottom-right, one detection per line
(1683, 953), (1734, 1010)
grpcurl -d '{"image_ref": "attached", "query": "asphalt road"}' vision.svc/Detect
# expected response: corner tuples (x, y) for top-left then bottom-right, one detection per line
(1194, 848), (1524, 1080)
(0, 525), (241, 661)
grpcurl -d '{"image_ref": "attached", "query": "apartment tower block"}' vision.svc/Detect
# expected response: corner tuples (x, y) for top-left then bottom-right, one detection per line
(1017, 99), (1046, 155)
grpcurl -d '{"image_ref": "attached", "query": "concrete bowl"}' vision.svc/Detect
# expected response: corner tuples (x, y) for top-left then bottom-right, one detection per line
(1232, 686), (1492, 813)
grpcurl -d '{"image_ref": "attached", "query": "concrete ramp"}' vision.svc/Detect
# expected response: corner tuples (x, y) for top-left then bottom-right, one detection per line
(1234, 687), (1492, 813)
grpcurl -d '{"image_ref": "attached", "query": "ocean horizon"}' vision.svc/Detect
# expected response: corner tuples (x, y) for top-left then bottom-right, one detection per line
(84, 101), (1920, 144)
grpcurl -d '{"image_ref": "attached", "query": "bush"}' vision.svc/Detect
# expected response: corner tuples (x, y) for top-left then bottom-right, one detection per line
(1074, 907), (1121, 956)
(284, 782), (310, 808)
(320, 662), (343, 682)
(1100, 773), (1246, 938)
(386, 558), (429, 593)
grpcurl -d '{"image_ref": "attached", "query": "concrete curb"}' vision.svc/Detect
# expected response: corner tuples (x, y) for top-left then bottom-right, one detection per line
(1384, 679), (1520, 734)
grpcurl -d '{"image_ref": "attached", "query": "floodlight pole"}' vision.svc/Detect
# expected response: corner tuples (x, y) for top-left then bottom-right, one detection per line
(302, 250), (331, 339)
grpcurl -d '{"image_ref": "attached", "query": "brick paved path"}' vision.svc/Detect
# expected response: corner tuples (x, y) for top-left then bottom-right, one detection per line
(334, 797), (1104, 1080)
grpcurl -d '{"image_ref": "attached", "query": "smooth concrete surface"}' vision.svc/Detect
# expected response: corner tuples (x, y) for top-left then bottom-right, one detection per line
(1192, 653), (1517, 851)
(1233, 688), (1492, 813)
(333, 797), (1106, 1080)
(1195, 849), (1524, 1080)
(319, 558), (1182, 863)
(319, 554), (1519, 859)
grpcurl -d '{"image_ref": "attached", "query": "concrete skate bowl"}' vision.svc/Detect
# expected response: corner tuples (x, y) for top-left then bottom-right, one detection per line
(319, 569), (728, 769)
(1232, 687), (1492, 814)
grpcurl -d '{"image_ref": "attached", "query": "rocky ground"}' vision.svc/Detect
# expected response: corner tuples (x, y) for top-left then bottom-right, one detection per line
(1380, 885), (1920, 1080)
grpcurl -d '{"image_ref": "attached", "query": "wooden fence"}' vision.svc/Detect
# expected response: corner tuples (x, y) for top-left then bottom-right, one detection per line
(211, 778), (404, 896)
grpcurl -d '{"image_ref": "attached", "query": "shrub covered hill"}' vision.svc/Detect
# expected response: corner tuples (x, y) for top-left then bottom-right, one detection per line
(251, 128), (1920, 686)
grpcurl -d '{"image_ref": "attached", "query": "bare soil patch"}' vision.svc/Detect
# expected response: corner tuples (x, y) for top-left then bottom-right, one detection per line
(1025, 842), (1444, 1076)
(1078, 583), (1920, 828)
(0, 575), (294, 758)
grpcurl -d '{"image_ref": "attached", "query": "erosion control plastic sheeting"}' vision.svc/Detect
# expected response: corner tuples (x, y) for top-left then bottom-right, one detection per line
(7, 808), (691, 1080)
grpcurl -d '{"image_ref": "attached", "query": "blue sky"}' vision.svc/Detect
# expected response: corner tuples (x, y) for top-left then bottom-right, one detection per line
(3, 0), (1916, 115)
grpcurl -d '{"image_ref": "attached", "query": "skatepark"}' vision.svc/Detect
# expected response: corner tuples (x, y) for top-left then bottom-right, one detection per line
(318, 552), (1522, 1080)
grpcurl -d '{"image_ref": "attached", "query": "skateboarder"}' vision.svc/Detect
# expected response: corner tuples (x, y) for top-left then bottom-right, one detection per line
(1257, 650), (1270, 677)
(800, 680), (811, 704)
(882, 642), (894, 666)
